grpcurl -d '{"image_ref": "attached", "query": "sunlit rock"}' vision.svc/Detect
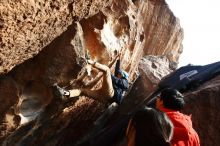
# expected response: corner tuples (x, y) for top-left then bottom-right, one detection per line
(0, 0), (184, 145)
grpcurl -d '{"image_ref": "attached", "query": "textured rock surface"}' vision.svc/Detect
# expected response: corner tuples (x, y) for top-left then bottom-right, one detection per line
(0, 76), (20, 143)
(0, 0), (184, 145)
(119, 55), (172, 115)
(139, 55), (173, 90)
(144, 2), (183, 62)
(183, 75), (220, 146)
(129, 0), (183, 64)
(0, 0), (112, 73)
(0, 0), (183, 75)
(3, 96), (106, 146)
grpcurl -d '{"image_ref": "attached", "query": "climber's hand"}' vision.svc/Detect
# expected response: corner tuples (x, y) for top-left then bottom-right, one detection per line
(87, 60), (95, 65)
(85, 64), (92, 76)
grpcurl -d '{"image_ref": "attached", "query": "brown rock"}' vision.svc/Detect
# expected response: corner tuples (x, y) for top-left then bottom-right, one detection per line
(127, 0), (183, 63)
(0, 0), (184, 145)
(183, 75), (220, 146)
(120, 55), (172, 114)
(139, 55), (173, 88)
(0, 76), (19, 142)
(0, 0), (113, 74)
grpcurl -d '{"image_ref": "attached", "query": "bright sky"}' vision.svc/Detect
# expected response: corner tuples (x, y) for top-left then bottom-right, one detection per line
(166, 0), (220, 67)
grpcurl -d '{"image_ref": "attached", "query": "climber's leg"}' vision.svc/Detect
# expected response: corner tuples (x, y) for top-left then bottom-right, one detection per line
(89, 61), (114, 97)
(91, 61), (109, 72)
(101, 68), (114, 98)
(81, 69), (114, 103)
(69, 89), (82, 98)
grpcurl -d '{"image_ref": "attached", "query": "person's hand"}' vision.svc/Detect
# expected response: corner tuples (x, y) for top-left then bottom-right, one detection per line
(118, 53), (121, 60)
(114, 50), (118, 56)
(118, 49), (123, 59)
(85, 64), (92, 76)
(87, 60), (95, 65)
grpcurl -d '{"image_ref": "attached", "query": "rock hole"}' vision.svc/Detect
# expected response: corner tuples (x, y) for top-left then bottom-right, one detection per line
(151, 63), (157, 69)
(132, 15), (135, 19)
(23, 14), (27, 20)
(140, 34), (144, 42)
(17, 20), (21, 24)
(131, 0), (138, 3)
(68, 3), (73, 13)
(0, 58), (3, 65)
(0, 18), (4, 28)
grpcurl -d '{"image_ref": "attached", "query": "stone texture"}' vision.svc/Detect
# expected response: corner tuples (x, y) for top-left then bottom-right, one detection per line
(0, 0), (112, 74)
(0, 76), (20, 143)
(0, 0), (184, 145)
(3, 96), (106, 146)
(128, 0), (183, 63)
(139, 55), (173, 89)
(0, 0), (183, 75)
(183, 75), (220, 146)
(119, 55), (172, 114)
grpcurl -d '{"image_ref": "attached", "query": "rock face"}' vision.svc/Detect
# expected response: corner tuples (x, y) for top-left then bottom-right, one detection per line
(132, 0), (184, 64)
(119, 55), (172, 115)
(0, 76), (20, 143)
(0, 0), (112, 73)
(0, 0), (183, 75)
(0, 0), (184, 145)
(183, 75), (220, 146)
(139, 55), (173, 90)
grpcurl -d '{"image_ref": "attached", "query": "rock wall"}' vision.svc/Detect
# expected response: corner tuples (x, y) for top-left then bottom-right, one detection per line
(142, 0), (183, 63)
(120, 55), (172, 114)
(0, 76), (20, 143)
(0, 0), (183, 75)
(130, 0), (183, 66)
(0, 0), (112, 74)
(0, 0), (184, 145)
(183, 75), (220, 146)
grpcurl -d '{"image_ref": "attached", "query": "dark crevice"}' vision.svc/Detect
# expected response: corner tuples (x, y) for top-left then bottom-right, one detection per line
(140, 34), (144, 42)
(68, 3), (74, 14)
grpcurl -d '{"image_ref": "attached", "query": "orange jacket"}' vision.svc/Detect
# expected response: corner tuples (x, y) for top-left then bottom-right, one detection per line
(160, 107), (200, 146)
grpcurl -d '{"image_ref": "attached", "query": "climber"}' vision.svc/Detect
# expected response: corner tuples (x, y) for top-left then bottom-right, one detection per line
(54, 57), (129, 105)
(156, 88), (200, 146)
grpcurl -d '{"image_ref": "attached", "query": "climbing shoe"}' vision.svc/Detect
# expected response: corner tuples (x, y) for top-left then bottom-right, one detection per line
(53, 84), (70, 97)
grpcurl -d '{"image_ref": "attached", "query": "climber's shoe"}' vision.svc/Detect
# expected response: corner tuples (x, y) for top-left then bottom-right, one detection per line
(53, 84), (70, 100)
